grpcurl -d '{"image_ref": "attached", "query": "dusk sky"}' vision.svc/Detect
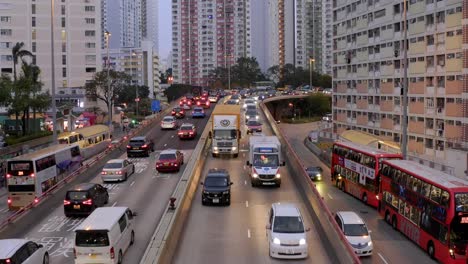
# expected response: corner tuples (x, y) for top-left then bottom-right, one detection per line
(158, 0), (172, 60)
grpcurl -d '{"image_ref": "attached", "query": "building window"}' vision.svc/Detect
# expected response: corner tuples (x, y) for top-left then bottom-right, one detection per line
(0, 16), (11, 23)
(62, 80), (67, 87)
(62, 67), (67, 77)
(85, 42), (95, 48)
(32, 4), (36, 14)
(32, 55), (36, 65)
(32, 17), (36, 27)
(31, 29), (36, 39)
(61, 30), (66, 41)
(32, 42), (36, 52)
(62, 55), (66, 65)
(85, 6), (95, 12)
(0, 42), (11, 48)
(85, 18), (95, 24)
(62, 42), (66, 52)
(85, 30), (95, 37)
(85, 67), (96, 73)
(0, 29), (12, 36)
(61, 17), (66, 27)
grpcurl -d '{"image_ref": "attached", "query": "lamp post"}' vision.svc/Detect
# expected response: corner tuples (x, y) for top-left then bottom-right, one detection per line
(131, 51), (139, 118)
(50, 0), (58, 143)
(227, 54), (232, 90)
(309, 57), (315, 91)
(401, 0), (409, 159)
(104, 30), (112, 131)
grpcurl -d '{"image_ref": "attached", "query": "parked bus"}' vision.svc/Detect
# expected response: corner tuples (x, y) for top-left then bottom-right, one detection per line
(6, 144), (82, 209)
(331, 141), (402, 207)
(379, 160), (468, 263)
(58, 125), (111, 159)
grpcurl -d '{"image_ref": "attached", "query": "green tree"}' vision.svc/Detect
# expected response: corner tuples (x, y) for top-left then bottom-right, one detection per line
(164, 84), (191, 102)
(231, 57), (263, 87)
(305, 94), (331, 116)
(85, 70), (130, 123)
(208, 66), (228, 87)
(115, 85), (149, 105)
(11, 42), (33, 81)
(0, 74), (13, 106)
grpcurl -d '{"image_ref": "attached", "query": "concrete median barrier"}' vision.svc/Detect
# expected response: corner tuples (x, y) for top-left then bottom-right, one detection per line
(139, 119), (212, 264)
(259, 99), (361, 264)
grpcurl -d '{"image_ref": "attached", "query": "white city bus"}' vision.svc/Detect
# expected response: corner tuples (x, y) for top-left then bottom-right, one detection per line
(6, 144), (82, 210)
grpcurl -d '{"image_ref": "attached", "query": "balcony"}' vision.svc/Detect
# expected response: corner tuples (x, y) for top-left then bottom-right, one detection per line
(446, 80), (462, 95)
(336, 84), (347, 93)
(336, 99), (347, 108)
(425, 147), (435, 156)
(409, 41), (425, 55)
(409, 61), (426, 74)
(435, 149), (445, 159)
(409, 81), (425, 94)
(409, 21), (425, 35)
(356, 35), (368, 46)
(408, 1), (425, 15)
(380, 100), (394, 112)
(394, 124), (401, 131)
(394, 105), (401, 113)
(426, 45), (435, 53)
(357, 115), (368, 125)
(381, 65), (395, 76)
(425, 128), (435, 136)
(357, 99), (368, 109)
(357, 67), (368, 77)
(337, 113), (347, 122)
(381, 82), (394, 94)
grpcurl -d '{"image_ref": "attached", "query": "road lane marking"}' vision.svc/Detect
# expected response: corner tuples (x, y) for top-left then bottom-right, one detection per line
(247, 229), (251, 238)
(0, 208), (8, 213)
(245, 201), (249, 207)
(164, 143), (167, 147)
(171, 135), (174, 138)
(327, 193), (333, 200)
(130, 181), (135, 187)
(112, 202), (117, 207)
(152, 175), (156, 179)
(243, 153), (245, 158)
(378, 253), (389, 264)
(243, 165), (246, 170)
(244, 180), (247, 185)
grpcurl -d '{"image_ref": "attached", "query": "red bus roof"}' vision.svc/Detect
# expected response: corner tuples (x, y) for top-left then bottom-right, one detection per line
(384, 160), (468, 190)
(334, 141), (403, 158)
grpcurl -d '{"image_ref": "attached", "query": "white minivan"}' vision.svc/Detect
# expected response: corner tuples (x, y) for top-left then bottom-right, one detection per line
(334, 211), (373, 256)
(74, 207), (136, 264)
(266, 203), (309, 259)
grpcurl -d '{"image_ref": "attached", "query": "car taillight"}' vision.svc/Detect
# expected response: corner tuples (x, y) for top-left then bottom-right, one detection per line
(142, 144), (148, 148)
(178, 132), (183, 135)
(30, 173), (35, 177)
(110, 247), (115, 259)
(34, 197), (39, 203)
(101, 171), (107, 175)
(64, 200), (71, 205)
(126, 145), (131, 149)
(7, 198), (11, 204)
(179, 111), (184, 114)
(156, 164), (160, 168)
(6, 173), (11, 178)
(197, 102), (200, 105)
(6, 258), (11, 263)
(172, 111), (175, 114)
(189, 132), (194, 135)
(83, 199), (93, 205)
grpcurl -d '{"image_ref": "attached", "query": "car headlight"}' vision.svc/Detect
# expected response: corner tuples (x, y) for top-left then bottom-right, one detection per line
(299, 238), (306, 245)
(213, 147), (218, 150)
(275, 173), (281, 179)
(231, 147), (237, 151)
(252, 173), (258, 178)
(246, 115), (250, 119)
(255, 116), (259, 119)
(367, 241), (373, 246)
(273, 238), (281, 245)
(317, 173), (321, 177)
(222, 191), (229, 194)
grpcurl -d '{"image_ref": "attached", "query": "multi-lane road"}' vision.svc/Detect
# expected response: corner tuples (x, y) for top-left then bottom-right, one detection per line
(0, 106), (213, 264)
(173, 106), (334, 263)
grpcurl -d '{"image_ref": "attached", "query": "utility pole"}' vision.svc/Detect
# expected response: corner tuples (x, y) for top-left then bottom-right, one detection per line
(105, 30), (112, 132)
(50, 0), (57, 144)
(401, 0), (409, 159)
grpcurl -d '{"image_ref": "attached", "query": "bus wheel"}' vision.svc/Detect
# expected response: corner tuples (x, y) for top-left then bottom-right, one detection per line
(392, 215), (397, 230)
(427, 241), (435, 259)
(385, 211), (391, 224)
(362, 193), (368, 204)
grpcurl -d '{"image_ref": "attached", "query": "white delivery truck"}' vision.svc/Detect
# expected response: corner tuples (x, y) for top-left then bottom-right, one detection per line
(246, 136), (285, 187)
(209, 104), (241, 158)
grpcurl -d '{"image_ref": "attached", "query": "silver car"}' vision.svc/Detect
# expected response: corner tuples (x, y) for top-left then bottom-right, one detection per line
(161, 116), (178, 130)
(101, 159), (135, 182)
(0, 239), (49, 264)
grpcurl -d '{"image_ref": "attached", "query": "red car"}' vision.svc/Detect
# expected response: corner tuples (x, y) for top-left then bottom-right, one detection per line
(179, 98), (192, 108)
(156, 149), (184, 172)
(171, 107), (185, 118)
(178, 123), (197, 139)
(196, 98), (210, 109)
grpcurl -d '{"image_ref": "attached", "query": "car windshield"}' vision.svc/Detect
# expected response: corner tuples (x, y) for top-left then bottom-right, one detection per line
(173, 108), (182, 111)
(246, 110), (257, 116)
(273, 216), (304, 233)
(226, 100), (237, 104)
(246, 105), (256, 110)
(213, 130), (237, 139)
(247, 120), (261, 126)
(75, 230), (110, 247)
(180, 126), (193, 131)
(253, 154), (279, 167)
(307, 167), (322, 173)
(159, 154), (176, 160)
(67, 191), (88, 200)
(205, 177), (228, 187)
(193, 108), (203, 112)
(231, 95), (240, 99)
(129, 140), (144, 146)
(343, 224), (369, 236)
(163, 117), (174, 122)
(455, 193), (468, 212)
(104, 162), (123, 169)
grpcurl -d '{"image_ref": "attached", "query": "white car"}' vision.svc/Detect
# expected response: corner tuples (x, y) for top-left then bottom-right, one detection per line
(101, 159), (135, 182)
(334, 211), (373, 256)
(0, 239), (49, 264)
(267, 203), (309, 259)
(161, 116), (178, 130)
(243, 99), (256, 109)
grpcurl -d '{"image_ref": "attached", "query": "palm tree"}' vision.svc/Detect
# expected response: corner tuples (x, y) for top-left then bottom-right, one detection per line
(11, 42), (33, 81)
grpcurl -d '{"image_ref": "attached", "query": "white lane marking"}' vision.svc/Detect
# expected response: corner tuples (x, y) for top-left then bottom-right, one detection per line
(112, 202), (117, 207)
(378, 253), (389, 264)
(171, 135), (174, 138)
(0, 208), (8, 213)
(244, 180), (247, 185)
(164, 143), (167, 147)
(243, 153), (245, 158)
(245, 201), (249, 207)
(327, 193), (333, 200)
(130, 181), (135, 187)
(243, 165), (246, 170)
(152, 175), (156, 179)
(247, 229), (251, 238)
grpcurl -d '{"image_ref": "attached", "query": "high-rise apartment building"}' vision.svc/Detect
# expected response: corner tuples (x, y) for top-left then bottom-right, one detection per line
(102, 0), (142, 49)
(332, 0), (467, 177)
(0, 0), (102, 109)
(322, 0), (333, 74)
(171, 0), (251, 86)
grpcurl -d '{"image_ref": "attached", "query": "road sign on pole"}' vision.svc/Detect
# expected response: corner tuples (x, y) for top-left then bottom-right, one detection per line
(151, 100), (161, 112)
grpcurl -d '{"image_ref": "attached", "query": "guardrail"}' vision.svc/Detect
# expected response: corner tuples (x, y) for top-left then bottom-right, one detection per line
(139, 118), (212, 264)
(260, 97), (360, 263)
(0, 102), (177, 232)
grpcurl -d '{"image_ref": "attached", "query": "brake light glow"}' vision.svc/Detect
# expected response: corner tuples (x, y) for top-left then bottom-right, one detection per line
(178, 132), (183, 135)
(34, 197), (39, 203)
(126, 145), (131, 149)
(83, 199), (93, 205)
(197, 102), (200, 105)
(30, 173), (35, 177)
(142, 144), (148, 148)
(179, 111), (184, 114)
(6, 259), (11, 263)
(189, 132), (194, 135)
(64, 200), (71, 205)
(110, 247), (115, 259)
(172, 111), (176, 114)
(7, 198), (11, 204)
(6, 173), (11, 178)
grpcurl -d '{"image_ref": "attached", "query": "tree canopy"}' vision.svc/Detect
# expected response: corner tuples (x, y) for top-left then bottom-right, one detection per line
(85, 70), (131, 113)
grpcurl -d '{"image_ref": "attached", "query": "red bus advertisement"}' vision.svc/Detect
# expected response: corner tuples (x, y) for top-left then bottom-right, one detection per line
(379, 160), (468, 263)
(331, 141), (402, 207)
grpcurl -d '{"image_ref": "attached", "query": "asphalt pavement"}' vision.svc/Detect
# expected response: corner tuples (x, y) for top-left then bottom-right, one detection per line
(278, 122), (437, 264)
(0, 106), (214, 264)
(173, 108), (332, 263)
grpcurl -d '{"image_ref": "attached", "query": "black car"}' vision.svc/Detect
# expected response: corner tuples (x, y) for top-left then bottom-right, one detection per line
(305, 166), (323, 181)
(200, 169), (233, 206)
(126, 136), (154, 157)
(64, 183), (109, 217)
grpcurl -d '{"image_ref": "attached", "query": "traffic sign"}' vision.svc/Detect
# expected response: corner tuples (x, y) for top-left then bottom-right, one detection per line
(151, 100), (161, 112)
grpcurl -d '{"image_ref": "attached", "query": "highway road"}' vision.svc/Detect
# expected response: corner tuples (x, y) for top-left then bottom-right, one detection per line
(278, 122), (437, 264)
(173, 107), (333, 263)
(0, 105), (213, 264)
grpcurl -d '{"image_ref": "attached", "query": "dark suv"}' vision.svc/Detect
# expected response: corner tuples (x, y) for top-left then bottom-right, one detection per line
(200, 169), (233, 206)
(127, 136), (154, 157)
(64, 183), (109, 217)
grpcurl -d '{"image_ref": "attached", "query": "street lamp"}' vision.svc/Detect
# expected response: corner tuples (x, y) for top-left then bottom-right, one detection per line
(104, 30), (112, 131)
(131, 51), (139, 118)
(226, 54), (233, 90)
(401, 0), (409, 159)
(309, 57), (315, 91)
(50, 0), (58, 143)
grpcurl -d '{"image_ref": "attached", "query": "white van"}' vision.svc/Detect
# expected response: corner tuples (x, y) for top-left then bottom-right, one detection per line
(334, 211), (373, 256)
(74, 207), (136, 264)
(266, 203), (309, 259)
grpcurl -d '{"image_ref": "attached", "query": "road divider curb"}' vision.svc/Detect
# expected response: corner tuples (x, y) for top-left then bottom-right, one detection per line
(260, 97), (361, 264)
(139, 119), (212, 264)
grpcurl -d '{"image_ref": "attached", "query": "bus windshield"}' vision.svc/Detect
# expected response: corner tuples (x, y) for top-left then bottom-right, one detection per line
(455, 193), (468, 213)
(253, 154), (279, 167)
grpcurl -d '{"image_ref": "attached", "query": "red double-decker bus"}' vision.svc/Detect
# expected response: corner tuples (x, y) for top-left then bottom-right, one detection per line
(331, 141), (402, 207)
(379, 160), (468, 263)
